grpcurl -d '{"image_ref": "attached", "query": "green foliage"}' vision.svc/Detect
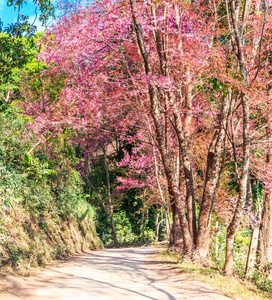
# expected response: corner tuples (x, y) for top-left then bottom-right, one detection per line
(0, 33), (34, 85)
(114, 211), (137, 244)
(0, 105), (101, 271)
(252, 269), (272, 294)
(97, 210), (155, 246)
(210, 225), (251, 277)
(84, 147), (158, 246)
(0, 104), (94, 222)
(99, 211), (137, 246)
(0, 32), (37, 108)
(22, 51), (67, 106)
(209, 223), (272, 295)
(233, 230), (251, 277)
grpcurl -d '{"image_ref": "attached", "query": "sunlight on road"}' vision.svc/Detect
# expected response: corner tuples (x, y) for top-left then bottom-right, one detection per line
(2, 247), (231, 300)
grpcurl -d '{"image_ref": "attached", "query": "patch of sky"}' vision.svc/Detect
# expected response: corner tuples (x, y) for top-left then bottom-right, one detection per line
(0, 0), (58, 32)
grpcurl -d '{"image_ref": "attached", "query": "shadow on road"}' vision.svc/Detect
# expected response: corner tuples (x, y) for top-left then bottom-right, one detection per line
(4, 247), (231, 300)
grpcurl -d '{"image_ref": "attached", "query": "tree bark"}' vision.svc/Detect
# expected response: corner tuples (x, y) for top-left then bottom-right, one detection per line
(165, 206), (171, 240)
(215, 221), (219, 260)
(152, 145), (171, 241)
(155, 211), (160, 242)
(141, 209), (145, 243)
(224, 94), (250, 275)
(224, 0), (250, 275)
(149, 4), (197, 244)
(169, 203), (183, 247)
(246, 178), (254, 220)
(183, 67), (193, 140)
(103, 148), (118, 246)
(129, 0), (193, 253)
(258, 99), (272, 268)
(245, 227), (259, 279)
(196, 95), (230, 259)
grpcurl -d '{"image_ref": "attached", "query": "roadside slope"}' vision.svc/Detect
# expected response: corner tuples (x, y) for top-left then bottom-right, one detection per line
(0, 207), (102, 277)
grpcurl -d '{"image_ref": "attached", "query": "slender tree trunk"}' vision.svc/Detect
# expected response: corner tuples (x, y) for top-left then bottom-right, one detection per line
(183, 68), (193, 140)
(103, 148), (118, 245)
(37, 57), (46, 113)
(181, 70), (197, 243)
(258, 193), (272, 268)
(245, 227), (259, 279)
(155, 211), (160, 242)
(196, 95), (230, 259)
(258, 100), (272, 268)
(152, 145), (171, 241)
(246, 178), (254, 219)
(168, 149), (184, 246)
(141, 209), (145, 243)
(215, 221), (219, 259)
(224, 95), (250, 275)
(224, 0), (250, 275)
(156, 207), (166, 242)
(165, 206), (171, 240)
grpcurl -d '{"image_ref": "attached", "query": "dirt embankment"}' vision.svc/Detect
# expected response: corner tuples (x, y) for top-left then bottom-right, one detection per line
(0, 208), (102, 279)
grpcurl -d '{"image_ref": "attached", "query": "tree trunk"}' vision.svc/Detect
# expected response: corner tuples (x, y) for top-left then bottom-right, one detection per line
(151, 75), (193, 252)
(245, 227), (259, 279)
(224, 0), (250, 275)
(129, 0), (193, 253)
(103, 149), (118, 246)
(141, 209), (145, 243)
(224, 233), (235, 275)
(152, 145), (171, 241)
(155, 211), (160, 242)
(215, 221), (219, 259)
(196, 95), (230, 259)
(149, 4), (197, 244)
(165, 206), (171, 240)
(169, 203), (183, 247)
(258, 192), (272, 268)
(183, 68), (193, 140)
(170, 105), (197, 244)
(224, 94), (250, 276)
(258, 100), (272, 268)
(180, 70), (197, 244)
(246, 178), (253, 209)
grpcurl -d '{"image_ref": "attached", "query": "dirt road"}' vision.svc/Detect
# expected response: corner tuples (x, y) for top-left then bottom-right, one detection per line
(1, 247), (232, 300)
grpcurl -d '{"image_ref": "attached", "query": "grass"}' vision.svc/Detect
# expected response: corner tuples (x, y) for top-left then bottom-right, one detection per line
(158, 249), (271, 300)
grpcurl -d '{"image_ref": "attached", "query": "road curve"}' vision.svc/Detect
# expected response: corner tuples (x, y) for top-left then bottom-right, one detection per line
(1, 247), (232, 300)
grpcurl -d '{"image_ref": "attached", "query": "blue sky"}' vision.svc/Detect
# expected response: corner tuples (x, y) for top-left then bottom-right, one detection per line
(0, 0), (57, 32)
